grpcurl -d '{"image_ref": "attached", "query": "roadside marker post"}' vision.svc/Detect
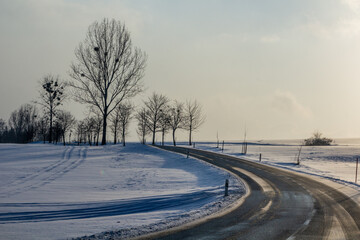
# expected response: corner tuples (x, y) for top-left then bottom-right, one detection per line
(225, 179), (229, 196)
(356, 157), (359, 183)
(259, 153), (262, 162)
(222, 141), (224, 152)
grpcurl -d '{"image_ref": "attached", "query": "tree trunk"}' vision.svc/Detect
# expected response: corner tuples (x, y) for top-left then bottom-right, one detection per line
(162, 128), (165, 146)
(101, 112), (107, 145)
(152, 121), (156, 145)
(63, 134), (66, 146)
(114, 128), (117, 144)
(122, 127), (126, 147)
(49, 106), (53, 143)
(172, 129), (176, 146)
(189, 124), (192, 146)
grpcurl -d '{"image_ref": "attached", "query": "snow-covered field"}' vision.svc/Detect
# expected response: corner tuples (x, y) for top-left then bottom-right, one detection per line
(0, 143), (244, 240)
(187, 138), (360, 190)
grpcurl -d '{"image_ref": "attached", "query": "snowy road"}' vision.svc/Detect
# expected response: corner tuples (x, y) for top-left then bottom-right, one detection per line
(143, 146), (360, 240)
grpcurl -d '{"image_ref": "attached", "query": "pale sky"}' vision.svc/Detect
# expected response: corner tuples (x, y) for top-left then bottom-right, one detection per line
(1, 0), (360, 142)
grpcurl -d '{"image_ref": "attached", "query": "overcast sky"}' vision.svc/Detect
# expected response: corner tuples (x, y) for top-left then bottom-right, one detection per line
(1, 0), (360, 142)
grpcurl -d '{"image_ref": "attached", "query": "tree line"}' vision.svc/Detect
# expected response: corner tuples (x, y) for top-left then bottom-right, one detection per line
(0, 18), (205, 146)
(0, 91), (204, 146)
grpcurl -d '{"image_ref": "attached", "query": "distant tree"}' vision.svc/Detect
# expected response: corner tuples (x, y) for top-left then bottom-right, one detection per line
(158, 108), (171, 146)
(37, 75), (65, 143)
(92, 114), (102, 146)
(53, 120), (63, 144)
(37, 116), (49, 144)
(144, 93), (169, 145)
(69, 18), (147, 145)
(76, 120), (86, 145)
(168, 101), (184, 146)
(110, 107), (121, 144)
(84, 117), (96, 145)
(135, 107), (149, 144)
(8, 104), (38, 143)
(184, 100), (205, 145)
(304, 131), (332, 146)
(57, 110), (76, 145)
(118, 102), (134, 146)
(0, 118), (6, 143)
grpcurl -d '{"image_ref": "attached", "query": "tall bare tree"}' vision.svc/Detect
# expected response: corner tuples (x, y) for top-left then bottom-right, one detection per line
(38, 75), (65, 143)
(184, 100), (205, 145)
(69, 18), (147, 145)
(135, 107), (149, 144)
(144, 93), (169, 145)
(168, 101), (184, 146)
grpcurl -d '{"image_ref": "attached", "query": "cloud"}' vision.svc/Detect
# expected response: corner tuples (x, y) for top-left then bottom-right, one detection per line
(299, 1), (360, 39)
(271, 91), (312, 119)
(260, 34), (280, 43)
(340, 0), (360, 12)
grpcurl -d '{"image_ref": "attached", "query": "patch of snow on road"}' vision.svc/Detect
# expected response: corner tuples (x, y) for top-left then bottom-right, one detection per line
(0, 143), (244, 240)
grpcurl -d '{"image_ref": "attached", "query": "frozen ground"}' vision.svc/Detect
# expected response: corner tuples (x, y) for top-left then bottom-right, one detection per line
(0, 143), (244, 240)
(185, 138), (360, 190)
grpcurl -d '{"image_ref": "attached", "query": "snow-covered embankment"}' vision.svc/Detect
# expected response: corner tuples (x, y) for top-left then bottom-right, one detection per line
(0, 143), (245, 240)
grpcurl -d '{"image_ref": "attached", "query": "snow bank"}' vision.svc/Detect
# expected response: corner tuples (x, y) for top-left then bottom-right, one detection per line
(0, 143), (244, 240)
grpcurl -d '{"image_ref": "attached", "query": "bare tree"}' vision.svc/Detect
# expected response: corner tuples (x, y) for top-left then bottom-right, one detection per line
(37, 75), (65, 143)
(144, 93), (169, 145)
(117, 102), (134, 146)
(37, 116), (49, 144)
(110, 107), (121, 144)
(0, 118), (6, 143)
(69, 18), (147, 145)
(184, 100), (205, 145)
(8, 104), (38, 143)
(135, 107), (149, 144)
(168, 101), (184, 146)
(158, 108), (171, 146)
(76, 120), (86, 145)
(93, 114), (102, 146)
(84, 117), (97, 145)
(57, 110), (76, 145)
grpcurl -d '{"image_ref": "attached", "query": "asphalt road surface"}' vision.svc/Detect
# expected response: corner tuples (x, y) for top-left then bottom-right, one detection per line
(137, 146), (360, 240)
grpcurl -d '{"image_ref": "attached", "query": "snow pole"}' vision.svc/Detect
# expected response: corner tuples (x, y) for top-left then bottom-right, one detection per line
(222, 140), (224, 152)
(356, 157), (359, 183)
(224, 179), (229, 196)
(259, 153), (262, 162)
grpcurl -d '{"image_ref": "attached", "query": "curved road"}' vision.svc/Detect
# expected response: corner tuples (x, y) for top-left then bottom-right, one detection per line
(137, 146), (360, 240)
